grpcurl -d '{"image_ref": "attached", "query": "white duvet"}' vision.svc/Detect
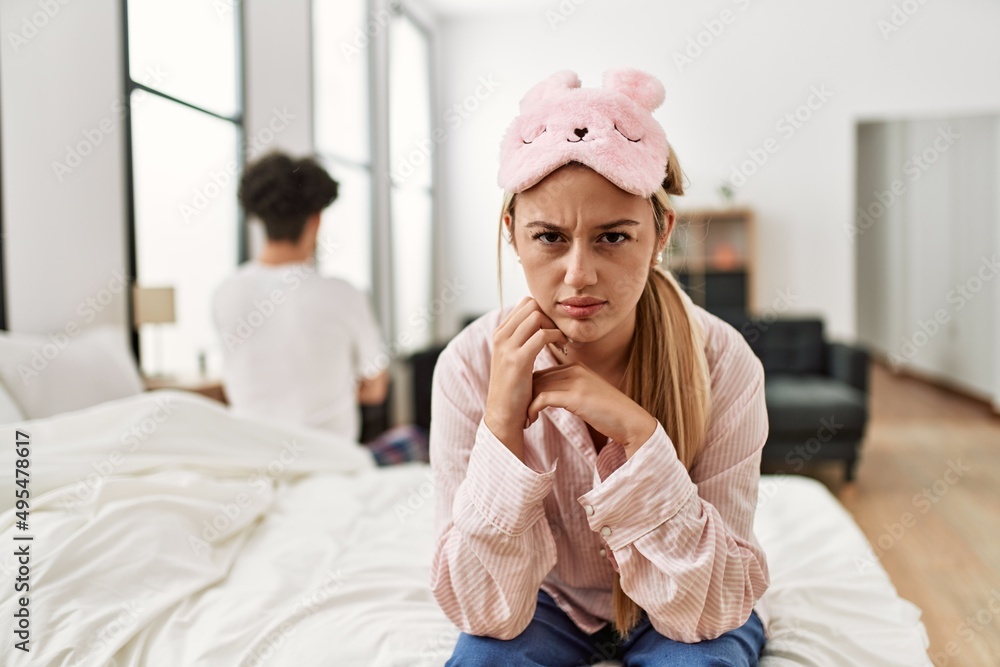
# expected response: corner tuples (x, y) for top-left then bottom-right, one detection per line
(0, 391), (931, 666)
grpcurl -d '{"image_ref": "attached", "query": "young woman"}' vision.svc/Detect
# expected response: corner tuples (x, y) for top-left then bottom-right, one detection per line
(429, 69), (770, 666)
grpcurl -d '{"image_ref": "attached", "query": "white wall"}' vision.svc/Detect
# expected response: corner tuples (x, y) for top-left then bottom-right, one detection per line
(432, 0), (1000, 343)
(0, 0), (314, 335)
(857, 115), (1000, 408)
(1, 0), (129, 336)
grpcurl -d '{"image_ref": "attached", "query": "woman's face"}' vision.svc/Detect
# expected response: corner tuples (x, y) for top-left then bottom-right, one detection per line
(506, 164), (668, 345)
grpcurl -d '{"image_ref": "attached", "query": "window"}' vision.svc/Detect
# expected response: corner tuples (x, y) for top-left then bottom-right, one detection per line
(313, 0), (375, 293)
(124, 0), (245, 376)
(388, 10), (435, 354)
(313, 0), (437, 365)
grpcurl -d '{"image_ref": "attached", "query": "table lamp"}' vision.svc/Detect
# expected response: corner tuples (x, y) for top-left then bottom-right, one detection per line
(133, 285), (176, 378)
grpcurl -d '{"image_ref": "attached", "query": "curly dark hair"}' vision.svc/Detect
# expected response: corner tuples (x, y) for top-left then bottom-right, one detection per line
(238, 152), (339, 241)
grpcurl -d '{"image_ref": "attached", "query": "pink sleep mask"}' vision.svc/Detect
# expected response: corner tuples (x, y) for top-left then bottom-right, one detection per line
(497, 68), (671, 198)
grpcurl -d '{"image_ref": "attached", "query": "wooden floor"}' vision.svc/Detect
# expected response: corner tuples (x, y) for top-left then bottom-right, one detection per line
(762, 360), (1000, 666)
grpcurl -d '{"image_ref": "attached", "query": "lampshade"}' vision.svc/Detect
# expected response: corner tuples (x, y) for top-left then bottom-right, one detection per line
(133, 286), (176, 326)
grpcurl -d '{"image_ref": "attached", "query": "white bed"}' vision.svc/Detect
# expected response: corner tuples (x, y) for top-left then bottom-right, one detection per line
(0, 391), (932, 666)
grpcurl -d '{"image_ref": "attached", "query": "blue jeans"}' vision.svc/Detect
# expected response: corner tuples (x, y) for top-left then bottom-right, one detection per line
(445, 590), (765, 666)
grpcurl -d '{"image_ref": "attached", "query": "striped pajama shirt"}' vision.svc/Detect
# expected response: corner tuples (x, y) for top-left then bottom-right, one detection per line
(429, 297), (771, 644)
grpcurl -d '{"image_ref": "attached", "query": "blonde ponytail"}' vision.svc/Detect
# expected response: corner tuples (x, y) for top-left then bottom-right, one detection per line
(610, 262), (712, 638)
(609, 153), (712, 638)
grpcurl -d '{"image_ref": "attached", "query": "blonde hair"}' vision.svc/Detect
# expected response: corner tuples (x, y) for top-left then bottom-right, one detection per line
(496, 151), (713, 639)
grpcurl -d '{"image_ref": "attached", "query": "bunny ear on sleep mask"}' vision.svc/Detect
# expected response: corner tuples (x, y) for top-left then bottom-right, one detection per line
(497, 68), (671, 198)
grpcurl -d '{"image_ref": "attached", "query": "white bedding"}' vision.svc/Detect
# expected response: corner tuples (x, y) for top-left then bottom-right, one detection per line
(0, 391), (931, 666)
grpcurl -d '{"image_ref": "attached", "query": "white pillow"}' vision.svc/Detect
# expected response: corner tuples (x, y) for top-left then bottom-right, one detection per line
(0, 380), (26, 423)
(0, 325), (144, 419)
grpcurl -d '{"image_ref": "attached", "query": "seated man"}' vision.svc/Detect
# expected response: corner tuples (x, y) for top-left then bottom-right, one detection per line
(211, 152), (389, 445)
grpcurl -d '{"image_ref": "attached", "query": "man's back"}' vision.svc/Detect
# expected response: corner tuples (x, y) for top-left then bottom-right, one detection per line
(211, 260), (384, 442)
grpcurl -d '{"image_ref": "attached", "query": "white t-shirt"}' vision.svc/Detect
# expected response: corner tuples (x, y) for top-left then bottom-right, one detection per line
(211, 260), (385, 442)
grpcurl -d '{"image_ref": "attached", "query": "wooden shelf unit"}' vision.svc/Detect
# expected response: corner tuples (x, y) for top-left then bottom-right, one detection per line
(663, 206), (756, 317)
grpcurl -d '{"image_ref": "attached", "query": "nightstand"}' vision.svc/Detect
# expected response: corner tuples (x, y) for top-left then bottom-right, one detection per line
(143, 376), (227, 404)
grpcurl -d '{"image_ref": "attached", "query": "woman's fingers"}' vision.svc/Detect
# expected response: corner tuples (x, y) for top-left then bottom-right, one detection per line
(522, 326), (570, 360)
(508, 309), (545, 347)
(496, 297), (558, 342)
(527, 389), (569, 424)
(495, 296), (546, 343)
(508, 305), (562, 348)
(527, 367), (578, 423)
(488, 296), (571, 436)
(531, 371), (568, 395)
(532, 364), (575, 380)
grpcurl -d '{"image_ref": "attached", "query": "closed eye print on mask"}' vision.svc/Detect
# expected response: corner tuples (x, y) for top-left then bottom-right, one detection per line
(522, 127), (546, 144)
(613, 123), (641, 143)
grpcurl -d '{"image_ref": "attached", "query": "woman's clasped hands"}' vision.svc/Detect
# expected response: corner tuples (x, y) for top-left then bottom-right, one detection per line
(484, 297), (657, 462)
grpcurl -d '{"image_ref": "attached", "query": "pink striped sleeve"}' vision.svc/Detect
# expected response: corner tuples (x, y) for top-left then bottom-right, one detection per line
(428, 338), (559, 640)
(578, 336), (770, 643)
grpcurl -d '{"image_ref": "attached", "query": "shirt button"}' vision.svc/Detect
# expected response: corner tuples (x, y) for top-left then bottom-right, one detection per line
(601, 525), (612, 537)
(584, 504), (595, 516)
(599, 548), (607, 558)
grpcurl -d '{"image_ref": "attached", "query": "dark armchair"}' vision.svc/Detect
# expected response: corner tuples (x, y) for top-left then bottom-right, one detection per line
(731, 316), (871, 481)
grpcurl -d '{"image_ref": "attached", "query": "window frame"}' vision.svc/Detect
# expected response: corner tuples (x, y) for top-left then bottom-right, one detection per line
(120, 0), (248, 363)
(312, 0), (439, 355)
(387, 2), (438, 354)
